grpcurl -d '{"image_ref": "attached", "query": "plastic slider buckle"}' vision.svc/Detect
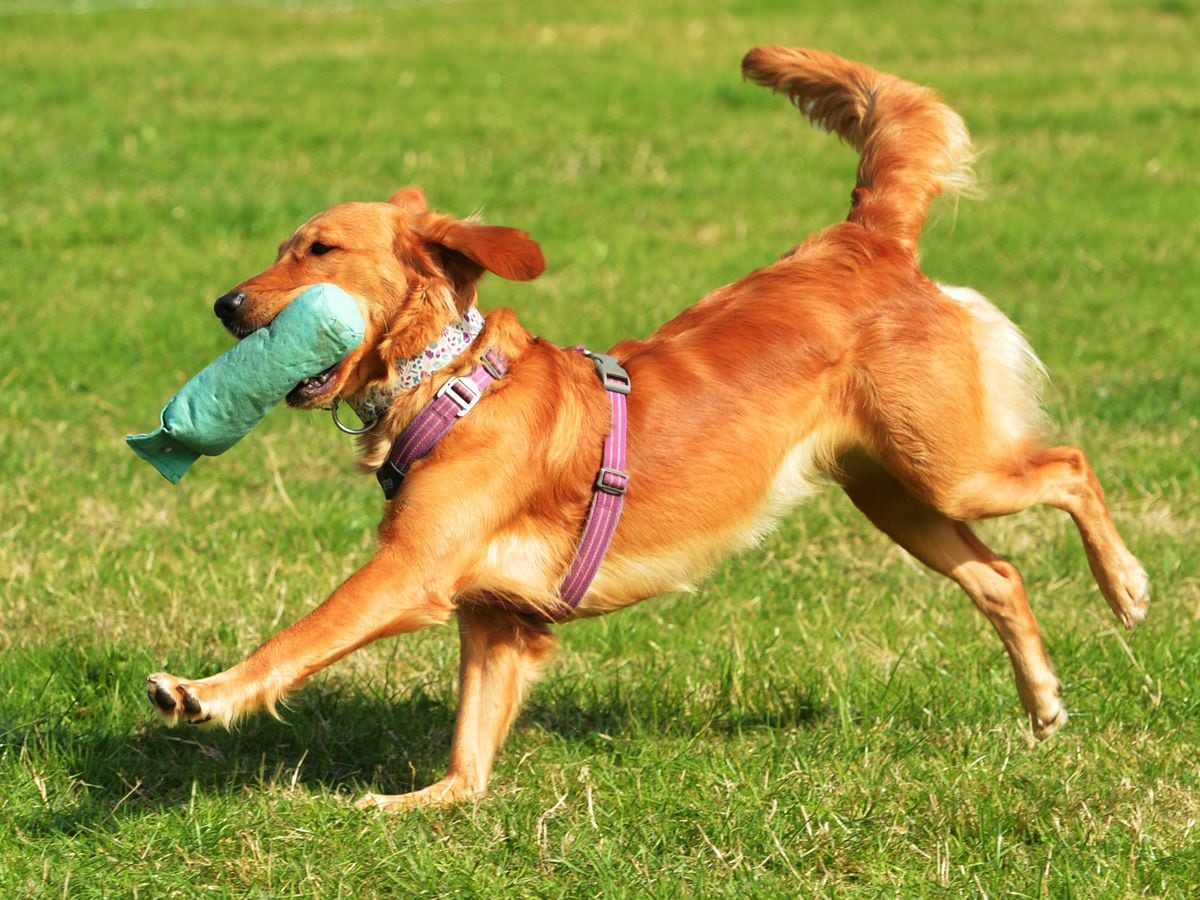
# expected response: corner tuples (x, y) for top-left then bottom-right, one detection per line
(588, 353), (631, 395)
(595, 466), (629, 496)
(437, 376), (482, 416)
(480, 349), (507, 381)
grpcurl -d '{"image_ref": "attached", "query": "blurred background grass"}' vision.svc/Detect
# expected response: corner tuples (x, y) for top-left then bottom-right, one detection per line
(1, 0), (1198, 894)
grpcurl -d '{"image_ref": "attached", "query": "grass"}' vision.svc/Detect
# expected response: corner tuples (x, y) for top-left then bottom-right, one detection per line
(2, 0), (1198, 894)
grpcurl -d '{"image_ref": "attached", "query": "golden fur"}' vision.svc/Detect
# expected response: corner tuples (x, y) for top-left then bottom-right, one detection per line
(147, 48), (1148, 810)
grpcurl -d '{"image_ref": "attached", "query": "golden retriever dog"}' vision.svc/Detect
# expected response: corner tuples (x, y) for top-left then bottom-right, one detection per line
(147, 48), (1149, 809)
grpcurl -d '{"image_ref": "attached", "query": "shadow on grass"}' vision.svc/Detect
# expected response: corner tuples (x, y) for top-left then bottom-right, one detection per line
(2, 642), (827, 837)
(526, 676), (828, 747)
(3, 655), (458, 836)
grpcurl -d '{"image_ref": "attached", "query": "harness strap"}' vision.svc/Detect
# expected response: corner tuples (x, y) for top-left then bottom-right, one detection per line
(375, 348), (508, 499)
(555, 351), (630, 609)
(375, 345), (630, 623)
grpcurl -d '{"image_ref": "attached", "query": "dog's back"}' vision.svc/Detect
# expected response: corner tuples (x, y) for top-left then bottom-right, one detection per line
(602, 50), (1004, 584)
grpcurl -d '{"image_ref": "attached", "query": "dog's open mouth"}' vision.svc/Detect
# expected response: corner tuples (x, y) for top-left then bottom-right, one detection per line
(286, 361), (343, 407)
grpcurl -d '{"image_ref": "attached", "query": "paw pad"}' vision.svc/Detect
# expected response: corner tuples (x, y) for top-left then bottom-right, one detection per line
(148, 678), (177, 712)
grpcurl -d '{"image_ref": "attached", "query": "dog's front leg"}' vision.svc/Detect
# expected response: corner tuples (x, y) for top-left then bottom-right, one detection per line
(146, 544), (457, 728)
(357, 604), (558, 811)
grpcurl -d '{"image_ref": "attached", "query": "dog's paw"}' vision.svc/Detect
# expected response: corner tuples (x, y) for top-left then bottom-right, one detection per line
(1030, 702), (1068, 742)
(355, 777), (484, 812)
(146, 672), (217, 727)
(1108, 559), (1150, 631)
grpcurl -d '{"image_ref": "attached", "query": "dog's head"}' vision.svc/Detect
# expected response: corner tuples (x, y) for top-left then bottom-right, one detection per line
(214, 187), (544, 409)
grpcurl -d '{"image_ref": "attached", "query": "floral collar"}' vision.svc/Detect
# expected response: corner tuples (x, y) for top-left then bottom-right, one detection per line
(345, 307), (485, 426)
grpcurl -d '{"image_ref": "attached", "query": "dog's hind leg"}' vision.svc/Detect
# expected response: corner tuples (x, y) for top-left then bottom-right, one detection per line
(935, 446), (1150, 632)
(840, 459), (1067, 738)
(357, 604), (557, 811)
(861, 288), (1149, 633)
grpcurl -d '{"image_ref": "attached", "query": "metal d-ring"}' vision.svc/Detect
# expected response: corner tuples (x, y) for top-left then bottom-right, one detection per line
(331, 400), (377, 435)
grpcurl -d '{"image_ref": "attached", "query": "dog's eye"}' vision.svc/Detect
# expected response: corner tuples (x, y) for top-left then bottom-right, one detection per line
(310, 241), (337, 256)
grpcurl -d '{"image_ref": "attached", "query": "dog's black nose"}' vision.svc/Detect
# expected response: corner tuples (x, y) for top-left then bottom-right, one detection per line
(214, 290), (246, 321)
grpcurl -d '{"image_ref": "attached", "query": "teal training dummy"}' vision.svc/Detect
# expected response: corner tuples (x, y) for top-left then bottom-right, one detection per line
(127, 283), (365, 483)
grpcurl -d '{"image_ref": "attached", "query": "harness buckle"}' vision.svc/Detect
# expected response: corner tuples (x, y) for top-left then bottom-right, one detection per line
(587, 352), (631, 395)
(436, 376), (483, 416)
(480, 350), (506, 381)
(595, 466), (629, 496)
(376, 460), (403, 499)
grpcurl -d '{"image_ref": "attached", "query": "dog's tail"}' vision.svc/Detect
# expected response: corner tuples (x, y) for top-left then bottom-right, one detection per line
(742, 46), (975, 252)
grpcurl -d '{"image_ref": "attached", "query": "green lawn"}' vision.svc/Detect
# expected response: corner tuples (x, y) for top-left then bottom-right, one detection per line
(2, 0), (1198, 894)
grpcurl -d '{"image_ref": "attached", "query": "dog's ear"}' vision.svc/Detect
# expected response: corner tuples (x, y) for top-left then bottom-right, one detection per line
(410, 215), (545, 312)
(388, 187), (428, 214)
(425, 218), (545, 283)
(381, 213), (545, 364)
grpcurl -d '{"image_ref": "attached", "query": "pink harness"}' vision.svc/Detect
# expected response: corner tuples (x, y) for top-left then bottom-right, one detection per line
(375, 347), (630, 622)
